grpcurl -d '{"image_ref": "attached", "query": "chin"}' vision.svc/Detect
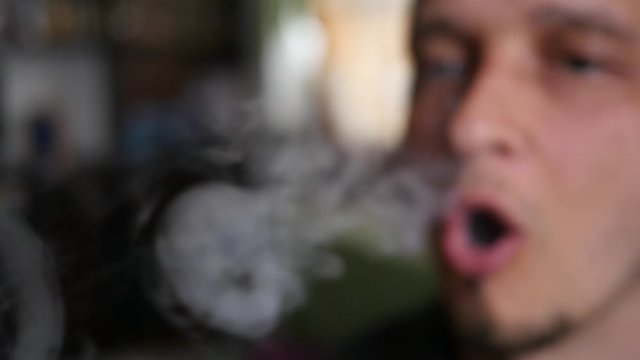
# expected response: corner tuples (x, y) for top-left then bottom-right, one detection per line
(459, 314), (571, 356)
(443, 274), (578, 355)
(445, 275), (575, 356)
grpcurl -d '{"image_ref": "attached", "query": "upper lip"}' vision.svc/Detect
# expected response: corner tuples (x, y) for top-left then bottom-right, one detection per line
(439, 190), (524, 278)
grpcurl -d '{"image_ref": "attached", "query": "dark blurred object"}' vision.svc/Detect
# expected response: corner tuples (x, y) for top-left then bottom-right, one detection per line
(0, 0), (100, 45)
(24, 110), (63, 193)
(251, 339), (325, 360)
(0, 0), (252, 57)
(30, 112), (56, 157)
(109, 0), (248, 59)
(336, 306), (458, 360)
(0, 209), (63, 360)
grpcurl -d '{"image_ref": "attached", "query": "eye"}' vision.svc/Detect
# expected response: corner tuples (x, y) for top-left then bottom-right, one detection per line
(421, 60), (467, 80)
(562, 53), (602, 75)
(416, 37), (469, 83)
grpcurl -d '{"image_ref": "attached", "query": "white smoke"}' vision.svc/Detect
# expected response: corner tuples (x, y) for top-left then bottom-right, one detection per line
(150, 111), (447, 339)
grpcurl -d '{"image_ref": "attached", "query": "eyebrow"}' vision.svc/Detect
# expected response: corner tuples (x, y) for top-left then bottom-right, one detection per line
(531, 6), (638, 41)
(412, 18), (472, 49)
(415, 18), (465, 37)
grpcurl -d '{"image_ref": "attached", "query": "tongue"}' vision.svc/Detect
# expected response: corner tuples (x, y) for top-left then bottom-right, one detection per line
(468, 208), (508, 248)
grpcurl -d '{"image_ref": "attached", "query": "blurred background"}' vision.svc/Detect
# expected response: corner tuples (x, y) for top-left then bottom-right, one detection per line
(0, 1), (440, 359)
(0, 0), (413, 175)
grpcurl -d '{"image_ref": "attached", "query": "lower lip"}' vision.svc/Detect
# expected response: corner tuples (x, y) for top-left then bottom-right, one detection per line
(440, 204), (523, 278)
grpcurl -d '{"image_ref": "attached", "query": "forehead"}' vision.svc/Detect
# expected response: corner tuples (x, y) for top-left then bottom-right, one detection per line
(415, 0), (640, 33)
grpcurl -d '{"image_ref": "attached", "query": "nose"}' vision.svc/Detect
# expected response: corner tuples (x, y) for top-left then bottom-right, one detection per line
(449, 57), (526, 162)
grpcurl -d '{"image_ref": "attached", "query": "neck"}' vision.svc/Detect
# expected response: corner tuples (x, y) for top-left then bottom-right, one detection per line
(518, 279), (640, 360)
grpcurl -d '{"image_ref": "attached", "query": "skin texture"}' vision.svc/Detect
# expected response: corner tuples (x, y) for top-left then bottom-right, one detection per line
(406, 0), (640, 358)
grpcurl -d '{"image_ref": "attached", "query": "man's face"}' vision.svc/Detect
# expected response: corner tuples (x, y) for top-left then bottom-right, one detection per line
(407, 0), (640, 354)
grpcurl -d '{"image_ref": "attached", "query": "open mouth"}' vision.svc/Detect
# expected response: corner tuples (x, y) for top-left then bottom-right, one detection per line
(441, 197), (523, 277)
(467, 207), (511, 248)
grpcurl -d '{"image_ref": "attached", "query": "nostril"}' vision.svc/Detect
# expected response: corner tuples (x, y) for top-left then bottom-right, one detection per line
(492, 142), (512, 157)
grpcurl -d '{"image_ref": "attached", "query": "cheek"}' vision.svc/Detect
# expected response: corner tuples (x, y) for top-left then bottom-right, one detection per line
(533, 106), (640, 310)
(536, 103), (640, 212)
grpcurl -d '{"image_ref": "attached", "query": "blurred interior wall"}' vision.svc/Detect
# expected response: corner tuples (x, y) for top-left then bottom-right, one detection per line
(262, 0), (413, 152)
(261, 0), (325, 133)
(313, 0), (413, 152)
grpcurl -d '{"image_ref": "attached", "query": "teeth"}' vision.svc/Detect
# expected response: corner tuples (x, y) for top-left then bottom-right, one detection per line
(467, 208), (508, 248)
